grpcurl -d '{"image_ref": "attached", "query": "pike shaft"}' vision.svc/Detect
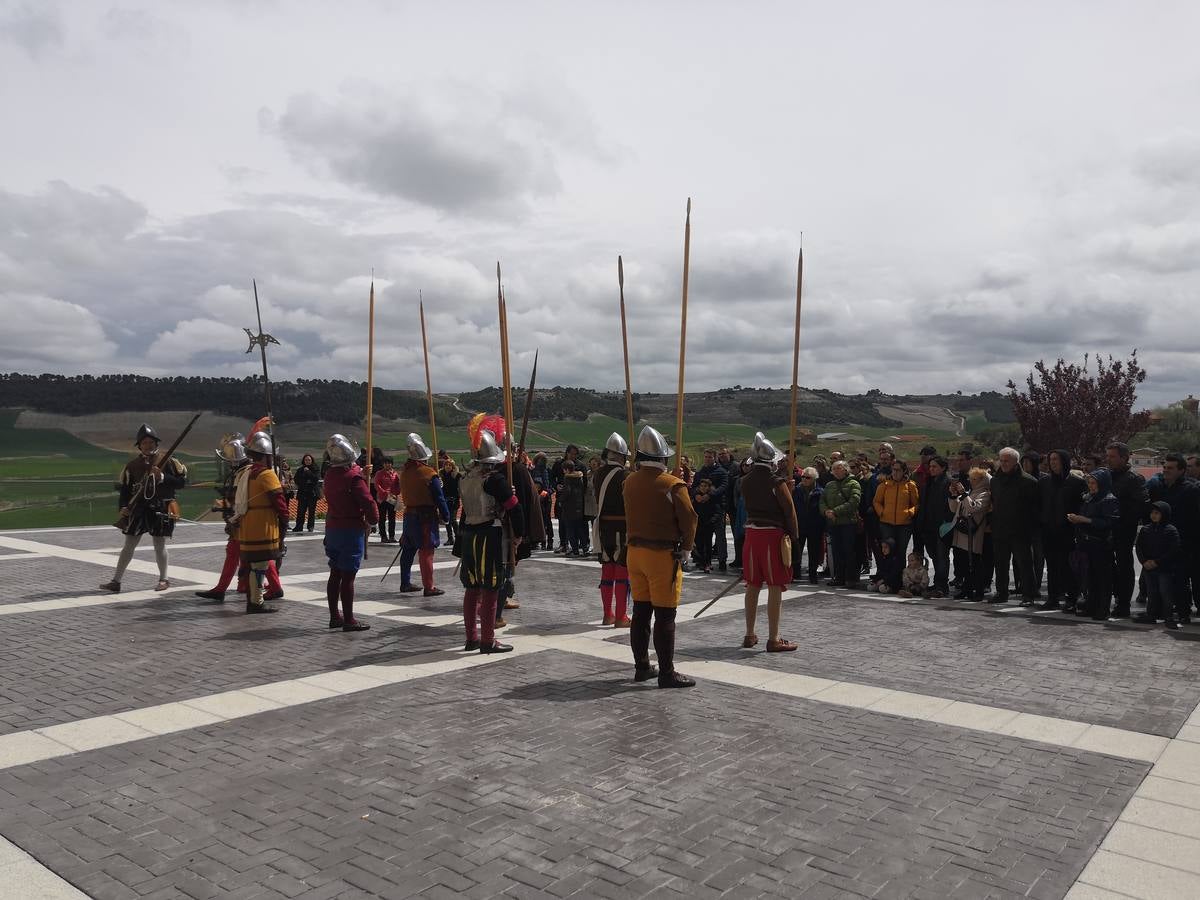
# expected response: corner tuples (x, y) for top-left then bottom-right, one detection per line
(789, 248), (803, 471)
(675, 199), (691, 464)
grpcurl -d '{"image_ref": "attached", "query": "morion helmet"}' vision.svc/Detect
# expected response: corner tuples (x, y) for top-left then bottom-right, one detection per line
(636, 425), (673, 460)
(475, 429), (506, 465)
(215, 433), (247, 465)
(325, 433), (357, 467)
(751, 432), (784, 465)
(407, 432), (433, 461)
(135, 423), (160, 446)
(603, 432), (630, 462)
(246, 431), (276, 457)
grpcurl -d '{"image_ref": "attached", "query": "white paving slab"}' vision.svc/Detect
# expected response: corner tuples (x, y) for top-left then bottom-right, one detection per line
(112, 702), (225, 736)
(1077, 849), (1200, 899)
(36, 716), (154, 753)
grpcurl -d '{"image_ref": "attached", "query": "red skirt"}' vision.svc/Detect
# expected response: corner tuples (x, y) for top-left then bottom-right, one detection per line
(743, 526), (792, 588)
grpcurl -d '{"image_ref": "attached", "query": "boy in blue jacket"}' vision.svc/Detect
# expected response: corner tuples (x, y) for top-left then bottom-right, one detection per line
(1136, 500), (1185, 629)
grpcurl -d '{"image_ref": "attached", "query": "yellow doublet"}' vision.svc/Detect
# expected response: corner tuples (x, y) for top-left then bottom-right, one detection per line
(238, 467), (283, 562)
(622, 465), (698, 608)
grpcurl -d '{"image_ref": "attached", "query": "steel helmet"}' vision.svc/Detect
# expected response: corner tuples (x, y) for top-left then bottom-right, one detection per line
(603, 432), (630, 461)
(135, 423), (160, 446)
(325, 433), (357, 467)
(215, 433), (247, 465)
(751, 432), (784, 464)
(635, 425), (673, 460)
(246, 431), (277, 456)
(475, 429), (506, 465)
(407, 432), (433, 461)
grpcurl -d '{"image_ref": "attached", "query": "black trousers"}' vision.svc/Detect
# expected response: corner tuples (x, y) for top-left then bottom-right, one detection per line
(377, 501), (396, 541)
(1044, 529), (1077, 603)
(1083, 541), (1113, 618)
(294, 494), (317, 531)
(993, 533), (1035, 600)
(1112, 529), (1137, 611)
(540, 496), (554, 545)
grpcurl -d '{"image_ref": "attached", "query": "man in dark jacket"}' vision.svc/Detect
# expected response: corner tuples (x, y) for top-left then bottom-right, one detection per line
(914, 455), (953, 597)
(989, 447), (1040, 606)
(1148, 453), (1199, 621)
(692, 449), (729, 572)
(1105, 441), (1148, 618)
(550, 444), (581, 552)
(1040, 449), (1087, 611)
(719, 447), (743, 568)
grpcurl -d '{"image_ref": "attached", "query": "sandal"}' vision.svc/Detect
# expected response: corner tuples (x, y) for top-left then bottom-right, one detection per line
(766, 637), (798, 653)
(741, 634), (758, 648)
(155, 580), (170, 591)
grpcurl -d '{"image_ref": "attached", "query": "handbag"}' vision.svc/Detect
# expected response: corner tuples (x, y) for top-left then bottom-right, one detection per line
(938, 519), (955, 539)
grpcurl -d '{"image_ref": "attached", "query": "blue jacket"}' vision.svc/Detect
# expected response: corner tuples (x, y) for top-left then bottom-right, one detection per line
(791, 483), (826, 537)
(1136, 501), (1182, 574)
(1075, 467), (1120, 547)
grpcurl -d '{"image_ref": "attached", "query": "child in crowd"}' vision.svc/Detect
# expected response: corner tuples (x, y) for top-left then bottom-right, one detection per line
(870, 538), (903, 594)
(899, 552), (930, 598)
(692, 477), (716, 572)
(1135, 500), (1183, 629)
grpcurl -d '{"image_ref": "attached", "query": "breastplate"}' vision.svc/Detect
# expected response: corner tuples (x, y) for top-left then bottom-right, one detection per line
(460, 471), (498, 525)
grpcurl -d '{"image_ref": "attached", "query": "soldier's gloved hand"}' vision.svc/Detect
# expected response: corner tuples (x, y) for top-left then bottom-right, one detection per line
(672, 549), (687, 566)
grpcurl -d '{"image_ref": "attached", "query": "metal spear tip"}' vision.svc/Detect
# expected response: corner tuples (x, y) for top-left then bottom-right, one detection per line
(618, 255), (624, 285)
(686, 197), (691, 217)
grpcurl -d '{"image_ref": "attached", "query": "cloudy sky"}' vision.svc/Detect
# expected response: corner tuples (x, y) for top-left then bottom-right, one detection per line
(2, 0), (1198, 406)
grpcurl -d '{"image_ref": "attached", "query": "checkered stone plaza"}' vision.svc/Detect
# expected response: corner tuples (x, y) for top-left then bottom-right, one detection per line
(2, 522), (1200, 899)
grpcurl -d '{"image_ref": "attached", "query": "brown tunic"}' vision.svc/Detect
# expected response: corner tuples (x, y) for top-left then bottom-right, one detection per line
(740, 464), (799, 540)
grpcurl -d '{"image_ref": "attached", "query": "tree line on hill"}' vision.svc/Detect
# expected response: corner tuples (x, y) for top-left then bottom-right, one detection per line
(0, 374), (467, 425)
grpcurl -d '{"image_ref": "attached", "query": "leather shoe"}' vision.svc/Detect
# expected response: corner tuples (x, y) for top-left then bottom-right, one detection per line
(480, 641), (513, 654)
(464, 640), (480, 651)
(328, 617), (344, 629)
(634, 665), (659, 682)
(658, 671), (696, 689)
(399, 584), (421, 593)
(423, 587), (445, 597)
(195, 589), (225, 601)
(343, 621), (370, 632)
(245, 603), (279, 614)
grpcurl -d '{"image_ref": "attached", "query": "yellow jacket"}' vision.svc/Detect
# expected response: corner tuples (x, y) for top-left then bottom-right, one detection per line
(873, 477), (919, 526)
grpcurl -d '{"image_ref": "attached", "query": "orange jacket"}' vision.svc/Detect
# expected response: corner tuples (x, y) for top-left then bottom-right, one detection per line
(873, 477), (919, 526)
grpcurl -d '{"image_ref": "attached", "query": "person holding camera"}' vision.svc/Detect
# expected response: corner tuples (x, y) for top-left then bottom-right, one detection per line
(948, 468), (992, 601)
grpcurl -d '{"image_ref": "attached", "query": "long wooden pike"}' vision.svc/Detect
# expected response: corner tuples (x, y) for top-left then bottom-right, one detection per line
(788, 241), (804, 473)
(517, 349), (539, 455)
(674, 198), (692, 469)
(419, 291), (439, 461)
(618, 255), (635, 453)
(364, 272), (376, 560)
(496, 263), (514, 486)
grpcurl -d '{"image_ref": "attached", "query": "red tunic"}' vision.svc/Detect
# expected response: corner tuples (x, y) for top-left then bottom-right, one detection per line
(324, 464), (379, 529)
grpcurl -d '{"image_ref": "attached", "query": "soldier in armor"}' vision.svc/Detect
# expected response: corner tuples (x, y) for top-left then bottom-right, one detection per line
(195, 434), (284, 603)
(457, 429), (525, 653)
(397, 433), (452, 597)
(622, 426), (698, 688)
(593, 432), (632, 627)
(739, 433), (800, 652)
(229, 431), (286, 614)
(321, 433), (379, 631)
(100, 424), (188, 593)
(494, 440), (547, 627)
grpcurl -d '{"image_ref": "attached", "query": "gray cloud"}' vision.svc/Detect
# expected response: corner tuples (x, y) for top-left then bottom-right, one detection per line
(263, 81), (612, 216)
(0, 3), (63, 57)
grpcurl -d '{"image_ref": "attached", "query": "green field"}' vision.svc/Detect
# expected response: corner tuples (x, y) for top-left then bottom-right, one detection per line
(0, 411), (221, 529)
(0, 408), (975, 530)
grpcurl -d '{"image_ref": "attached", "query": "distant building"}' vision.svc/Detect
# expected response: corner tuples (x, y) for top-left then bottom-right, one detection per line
(1131, 447), (1163, 467)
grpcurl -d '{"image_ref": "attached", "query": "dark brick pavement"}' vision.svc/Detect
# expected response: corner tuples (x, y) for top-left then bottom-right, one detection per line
(665, 590), (1200, 737)
(0, 650), (1148, 899)
(0, 600), (461, 734)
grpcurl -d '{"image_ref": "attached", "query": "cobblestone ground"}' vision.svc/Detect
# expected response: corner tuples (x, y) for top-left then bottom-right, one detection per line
(0, 522), (1198, 899)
